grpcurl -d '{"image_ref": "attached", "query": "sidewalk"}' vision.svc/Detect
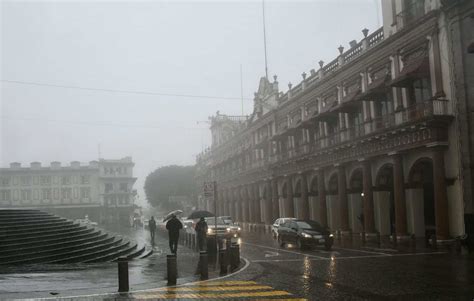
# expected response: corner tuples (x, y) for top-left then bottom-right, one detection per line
(0, 228), (230, 300)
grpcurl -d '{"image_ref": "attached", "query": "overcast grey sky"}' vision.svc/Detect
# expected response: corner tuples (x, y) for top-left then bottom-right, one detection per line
(1, 0), (381, 206)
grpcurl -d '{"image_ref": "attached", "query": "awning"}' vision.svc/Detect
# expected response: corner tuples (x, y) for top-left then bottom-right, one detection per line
(357, 76), (390, 102)
(331, 89), (362, 113)
(315, 101), (339, 122)
(390, 55), (430, 87)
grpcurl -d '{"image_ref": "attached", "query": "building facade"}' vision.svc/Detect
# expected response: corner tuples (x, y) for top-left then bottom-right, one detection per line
(196, 0), (474, 241)
(0, 157), (137, 224)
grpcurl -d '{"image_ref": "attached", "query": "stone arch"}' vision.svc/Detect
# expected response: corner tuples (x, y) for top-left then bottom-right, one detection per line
(374, 163), (395, 235)
(348, 168), (363, 193)
(407, 157), (435, 237)
(309, 174), (319, 196)
(327, 172), (339, 195)
(293, 178), (302, 198)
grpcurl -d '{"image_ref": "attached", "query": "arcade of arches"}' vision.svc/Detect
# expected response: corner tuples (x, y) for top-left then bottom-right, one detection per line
(214, 148), (453, 240)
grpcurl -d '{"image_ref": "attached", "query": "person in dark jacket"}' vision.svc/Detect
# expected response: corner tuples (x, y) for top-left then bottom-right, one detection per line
(166, 215), (183, 254)
(195, 217), (208, 251)
(148, 216), (157, 243)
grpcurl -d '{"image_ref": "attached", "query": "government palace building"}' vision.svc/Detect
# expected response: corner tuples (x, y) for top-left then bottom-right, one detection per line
(196, 0), (474, 242)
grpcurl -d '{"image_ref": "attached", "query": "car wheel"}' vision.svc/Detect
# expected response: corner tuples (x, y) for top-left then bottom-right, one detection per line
(272, 231), (277, 239)
(278, 236), (285, 248)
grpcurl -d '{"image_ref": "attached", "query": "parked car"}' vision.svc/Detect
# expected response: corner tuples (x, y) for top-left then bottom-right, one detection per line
(271, 217), (296, 239)
(277, 219), (334, 250)
(219, 216), (241, 238)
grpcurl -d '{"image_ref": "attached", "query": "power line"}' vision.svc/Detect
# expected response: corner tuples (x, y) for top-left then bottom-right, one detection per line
(1, 115), (210, 130)
(1, 79), (252, 101)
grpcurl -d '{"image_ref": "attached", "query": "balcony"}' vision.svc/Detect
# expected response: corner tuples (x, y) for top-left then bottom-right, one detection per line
(272, 99), (452, 165)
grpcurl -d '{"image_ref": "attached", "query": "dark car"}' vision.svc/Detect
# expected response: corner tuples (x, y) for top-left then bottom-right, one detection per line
(277, 219), (334, 250)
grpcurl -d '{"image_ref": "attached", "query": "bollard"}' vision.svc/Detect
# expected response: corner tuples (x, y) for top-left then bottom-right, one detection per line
(166, 254), (177, 285)
(230, 244), (238, 271)
(219, 249), (227, 275)
(199, 251), (208, 280)
(117, 257), (129, 293)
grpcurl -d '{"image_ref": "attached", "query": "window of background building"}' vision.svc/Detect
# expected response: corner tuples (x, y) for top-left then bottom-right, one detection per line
(20, 176), (31, 186)
(0, 190), (11, 201)
(53, 176), (59, 184)
(42, 188), (51, 200)
(80, 187), (91, 199)
(13, 177), (18, 185)
(61, 187), (72, 199)
(33, 176), (39, 185)
(0, 177), (10, 187)
(119, 183), (128, 192)
(21, 189), (31, 200)
(61, 176), (71, 185)
(81, 175), (90, 184)
(33, 189), (39, 200)
(41, 175), (51, 185)
(105, 183), (113, 193)
(53, 188), (59, 200)
(73, 187), (79, 199)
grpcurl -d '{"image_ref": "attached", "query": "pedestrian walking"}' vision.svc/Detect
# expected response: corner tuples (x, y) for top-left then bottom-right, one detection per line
(195, 217), (208, 251)
(149, 216), (157, 243)
(166, 215), (183, 254)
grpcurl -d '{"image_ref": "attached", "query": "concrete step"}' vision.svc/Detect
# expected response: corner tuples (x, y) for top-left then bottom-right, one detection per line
(2, 238), (125, 265)
(0, 223), (82, 239)
(50, 241), (133, 264)
(0, 225), (94, 245)
(0, 228), (98, 250)
(0, 216), (62, 225)
(0, 236), (117, 262)
(0, 232), (109, 256)
(84, 243), (138, 263)
(0, 214), (57, 221)
(0, 219), (71, 231)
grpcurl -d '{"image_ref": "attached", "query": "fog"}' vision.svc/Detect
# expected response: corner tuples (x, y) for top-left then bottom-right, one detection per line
(1, 0), (381, 207)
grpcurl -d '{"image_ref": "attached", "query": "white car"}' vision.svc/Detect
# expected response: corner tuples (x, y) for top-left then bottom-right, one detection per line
(271, 217), (296, 239)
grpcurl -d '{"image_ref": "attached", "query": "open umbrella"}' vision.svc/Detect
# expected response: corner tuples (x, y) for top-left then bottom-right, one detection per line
(163, 210), (183, 222)
(187, 210), (214, 220)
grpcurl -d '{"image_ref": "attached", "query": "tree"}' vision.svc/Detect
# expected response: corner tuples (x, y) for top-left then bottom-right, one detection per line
(144, 165), (196, 210)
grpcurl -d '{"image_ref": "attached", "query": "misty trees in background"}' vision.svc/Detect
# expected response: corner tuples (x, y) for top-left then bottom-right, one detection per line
(144, 165), (196, 210)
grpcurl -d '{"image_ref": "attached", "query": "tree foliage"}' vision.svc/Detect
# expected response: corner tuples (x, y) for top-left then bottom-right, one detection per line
(144, 165), (196, 210)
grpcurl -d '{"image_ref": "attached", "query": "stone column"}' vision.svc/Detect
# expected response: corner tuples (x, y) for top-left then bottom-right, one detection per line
(271, 179), (280, 219)
(285, 177), (295, 217)
(393, 154), (408, 237)
(433, 149), (449, 240)
(254, 183), (262, 223)
(240, 187), (248, 223)
(265, 181), (273, 225)
(338, 165), (349, 231)
(318, 170), (328, 227)
(247, 185), (254, 223)
(362, 161), (376, 233)
(428, 31), (445, 98)
(300, 174), (310, 220)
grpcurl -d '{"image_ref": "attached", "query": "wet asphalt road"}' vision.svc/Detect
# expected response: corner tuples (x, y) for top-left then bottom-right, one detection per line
(229, 231), (474, 300)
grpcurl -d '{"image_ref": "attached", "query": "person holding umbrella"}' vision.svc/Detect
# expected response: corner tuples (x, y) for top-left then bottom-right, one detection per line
(166, 214), (183, 254)
(195, 217), (208, 251)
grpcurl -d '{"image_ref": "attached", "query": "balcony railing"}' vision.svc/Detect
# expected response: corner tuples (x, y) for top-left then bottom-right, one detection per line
(273, 99), (451, 163)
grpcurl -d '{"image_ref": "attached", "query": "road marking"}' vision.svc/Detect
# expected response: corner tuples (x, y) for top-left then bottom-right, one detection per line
(184, 280), (257, 286)
(264, 251), (280, 257)
(133, 290), (292, 299)
(153, 285), (273, 291)
(332, 246), (391, 255)
(251, 251), (447, 263)
(242, 242), (327, 259)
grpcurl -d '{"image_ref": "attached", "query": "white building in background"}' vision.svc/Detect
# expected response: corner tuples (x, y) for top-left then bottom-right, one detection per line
(0, 157), (137, 225)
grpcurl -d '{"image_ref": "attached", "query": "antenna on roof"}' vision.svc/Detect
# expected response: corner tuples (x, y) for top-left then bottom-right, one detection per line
(240, 64), (244, 116)
(262, 0), (269, 79)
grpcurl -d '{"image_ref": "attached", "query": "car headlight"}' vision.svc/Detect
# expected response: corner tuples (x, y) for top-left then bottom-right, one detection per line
(329, 234), (334, 238)
(302, 233), (312, 238)
(226, 227), (231, 232)
(237, 227), (241, 231)
(207, 228), (213, 234)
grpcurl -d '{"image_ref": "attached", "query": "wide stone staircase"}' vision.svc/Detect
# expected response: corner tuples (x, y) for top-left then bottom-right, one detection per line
(0, 209), (152, 265)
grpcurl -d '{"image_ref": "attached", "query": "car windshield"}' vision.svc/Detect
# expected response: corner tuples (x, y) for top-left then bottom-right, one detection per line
(296, 221), (323, 230)
(205, 217), (226, 225)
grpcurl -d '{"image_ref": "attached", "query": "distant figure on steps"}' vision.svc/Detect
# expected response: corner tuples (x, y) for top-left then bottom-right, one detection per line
(148, 216), (157, 243)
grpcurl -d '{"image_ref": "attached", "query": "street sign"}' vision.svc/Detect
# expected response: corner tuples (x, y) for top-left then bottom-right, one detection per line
(203, 181), (215, 198)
